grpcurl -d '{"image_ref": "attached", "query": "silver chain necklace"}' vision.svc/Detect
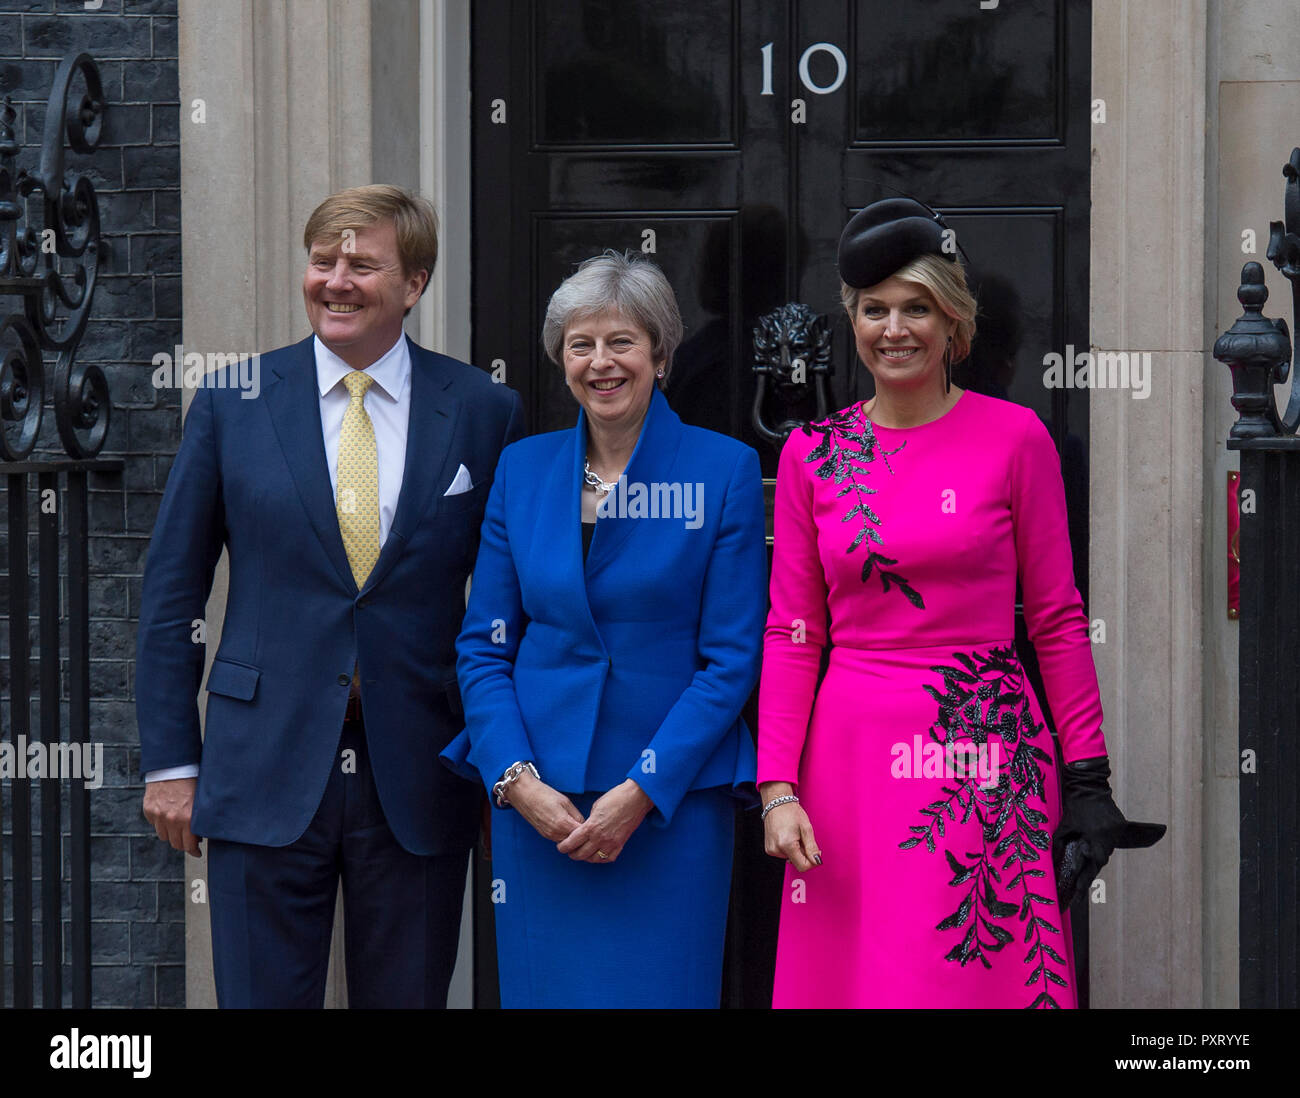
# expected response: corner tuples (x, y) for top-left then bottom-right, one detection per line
(583, 460), (619, 493)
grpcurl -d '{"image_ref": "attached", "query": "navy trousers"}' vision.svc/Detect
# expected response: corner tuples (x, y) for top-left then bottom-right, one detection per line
(206, 719), (469, 1008)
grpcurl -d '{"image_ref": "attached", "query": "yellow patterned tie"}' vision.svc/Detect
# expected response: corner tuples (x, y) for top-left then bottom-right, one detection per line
(336, 370), (380, 588)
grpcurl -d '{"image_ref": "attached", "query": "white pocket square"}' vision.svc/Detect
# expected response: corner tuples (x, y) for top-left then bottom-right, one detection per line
(443, 463), (474, 496)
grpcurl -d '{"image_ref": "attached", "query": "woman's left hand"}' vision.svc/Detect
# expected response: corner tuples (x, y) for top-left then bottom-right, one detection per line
(556, 779), (654, 863)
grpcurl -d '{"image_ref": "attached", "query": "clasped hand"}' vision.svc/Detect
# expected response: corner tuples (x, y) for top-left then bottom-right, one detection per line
(507, 771), (653, 863)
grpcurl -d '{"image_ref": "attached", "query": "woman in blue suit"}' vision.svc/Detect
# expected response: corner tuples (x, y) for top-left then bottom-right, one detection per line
(442, 250), (766, 1007)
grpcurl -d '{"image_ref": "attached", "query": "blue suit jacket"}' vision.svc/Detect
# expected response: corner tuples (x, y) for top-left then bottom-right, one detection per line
(135, 335), (524, 855)
(442, 387), (764, 825)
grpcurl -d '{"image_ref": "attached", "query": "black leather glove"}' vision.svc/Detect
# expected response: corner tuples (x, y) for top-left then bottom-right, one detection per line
(1053, 756), (1166, 908)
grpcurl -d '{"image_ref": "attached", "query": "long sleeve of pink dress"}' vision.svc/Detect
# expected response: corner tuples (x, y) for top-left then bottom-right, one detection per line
(758, 391), (1107, 1008)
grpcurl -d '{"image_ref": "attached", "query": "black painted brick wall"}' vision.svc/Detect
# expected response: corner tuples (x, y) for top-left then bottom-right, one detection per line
(1, 0), (183, 1007)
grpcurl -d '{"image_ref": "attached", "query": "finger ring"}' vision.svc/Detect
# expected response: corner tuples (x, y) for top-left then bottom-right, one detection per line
(597, 850), (609, 860)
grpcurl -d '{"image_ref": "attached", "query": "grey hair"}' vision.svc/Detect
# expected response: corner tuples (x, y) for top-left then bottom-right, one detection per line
(542, 250), (684, 383)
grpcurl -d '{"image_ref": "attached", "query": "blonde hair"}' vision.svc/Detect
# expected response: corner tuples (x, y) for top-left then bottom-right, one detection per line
(840, 254), (977, 363)
(303, 184), (439, 288)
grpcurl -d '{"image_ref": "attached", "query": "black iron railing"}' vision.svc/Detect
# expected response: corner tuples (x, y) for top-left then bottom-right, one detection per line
(1215, 145), (1300, 1009)
(1, 53), (117, 1009)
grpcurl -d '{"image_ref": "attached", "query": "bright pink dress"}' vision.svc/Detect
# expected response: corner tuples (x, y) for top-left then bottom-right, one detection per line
(758, 390), (1107, 1009)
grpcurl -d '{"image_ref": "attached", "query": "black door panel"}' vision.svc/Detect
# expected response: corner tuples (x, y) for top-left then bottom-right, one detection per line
(472, 0), (1092, 1008)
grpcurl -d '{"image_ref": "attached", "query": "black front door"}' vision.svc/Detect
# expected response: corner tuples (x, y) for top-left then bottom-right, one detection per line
(471, 0), (1092, 1007)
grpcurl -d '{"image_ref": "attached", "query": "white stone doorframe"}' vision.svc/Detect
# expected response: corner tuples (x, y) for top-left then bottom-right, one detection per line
(1089, 0), (1208, 1007)
(176, 0), (473, 1008)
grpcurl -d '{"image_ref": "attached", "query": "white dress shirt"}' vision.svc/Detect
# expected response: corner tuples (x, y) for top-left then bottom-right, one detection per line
(146, 333), (412, 784)
(315, 332), (411, 547)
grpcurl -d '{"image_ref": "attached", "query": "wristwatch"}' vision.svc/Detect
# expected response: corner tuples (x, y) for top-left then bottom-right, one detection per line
(493, 760), (540, 808)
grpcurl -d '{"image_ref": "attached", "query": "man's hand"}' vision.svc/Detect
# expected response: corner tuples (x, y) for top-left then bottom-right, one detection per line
(556, 779), (653, 864)
(143, 777), (202, 857)
(504, 770), (585, 843)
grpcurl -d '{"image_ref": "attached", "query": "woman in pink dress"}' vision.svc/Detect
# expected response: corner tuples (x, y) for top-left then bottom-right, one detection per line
(757, 199), (1163, 1008)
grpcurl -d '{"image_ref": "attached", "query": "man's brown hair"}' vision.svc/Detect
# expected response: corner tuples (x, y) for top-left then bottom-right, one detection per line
(303, 184), (439, 291)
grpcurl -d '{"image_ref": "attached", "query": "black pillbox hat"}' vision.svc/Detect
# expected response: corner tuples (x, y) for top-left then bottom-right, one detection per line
(837, 198), (956, 290)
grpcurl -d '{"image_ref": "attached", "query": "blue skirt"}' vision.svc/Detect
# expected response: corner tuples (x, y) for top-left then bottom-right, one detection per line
(490, 788), (735, 1008)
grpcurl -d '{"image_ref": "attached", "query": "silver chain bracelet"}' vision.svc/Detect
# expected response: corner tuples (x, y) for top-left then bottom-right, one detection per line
(761, 794), (800, 820)
(493, 760), (540, 808)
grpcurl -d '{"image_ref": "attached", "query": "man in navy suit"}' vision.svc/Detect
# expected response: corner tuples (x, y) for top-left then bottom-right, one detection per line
(136, 185), (523, 1007)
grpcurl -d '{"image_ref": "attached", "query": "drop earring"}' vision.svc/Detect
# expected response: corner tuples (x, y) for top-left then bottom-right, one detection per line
(943, 335), (952, 395)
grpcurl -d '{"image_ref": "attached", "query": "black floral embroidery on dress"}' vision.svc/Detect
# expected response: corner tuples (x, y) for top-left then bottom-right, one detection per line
(897, 646), (1067, 1009)
(802, 405), (923, 609)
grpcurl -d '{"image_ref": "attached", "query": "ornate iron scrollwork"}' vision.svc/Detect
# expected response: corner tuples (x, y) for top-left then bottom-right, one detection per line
(1216, 147), (1300, 442)
(0, 53), (109, 460)
(750, 302), (833, 446)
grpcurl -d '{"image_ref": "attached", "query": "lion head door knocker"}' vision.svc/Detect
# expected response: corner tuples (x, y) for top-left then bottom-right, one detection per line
(751, 302), (833, 448)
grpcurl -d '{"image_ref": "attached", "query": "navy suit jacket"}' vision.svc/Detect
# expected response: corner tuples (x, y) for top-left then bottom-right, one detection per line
(442, 388), (764, 825)
(136, 335), (524, 855)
